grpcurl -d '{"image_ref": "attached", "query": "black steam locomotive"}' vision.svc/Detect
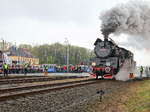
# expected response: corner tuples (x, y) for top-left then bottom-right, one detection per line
(91, 35), (134, 79)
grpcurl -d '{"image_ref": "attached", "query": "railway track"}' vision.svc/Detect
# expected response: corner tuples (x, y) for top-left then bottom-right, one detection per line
(0, 78), (99, 102)
(0, 76), (88, 84)
(0, 75), (43, 79)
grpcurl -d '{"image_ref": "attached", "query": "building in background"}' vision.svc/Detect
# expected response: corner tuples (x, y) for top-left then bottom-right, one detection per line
(0, 39), (13, 65)
(8, 46), (39, 65)
(0, 40), (39, 65)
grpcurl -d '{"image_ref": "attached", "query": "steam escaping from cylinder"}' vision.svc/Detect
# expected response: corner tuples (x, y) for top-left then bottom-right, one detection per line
(100, 0), (150, 45)
(115, 59), (136, 81)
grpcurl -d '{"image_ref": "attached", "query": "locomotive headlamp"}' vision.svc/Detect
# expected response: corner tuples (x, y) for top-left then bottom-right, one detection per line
(92, 62), (96, 66)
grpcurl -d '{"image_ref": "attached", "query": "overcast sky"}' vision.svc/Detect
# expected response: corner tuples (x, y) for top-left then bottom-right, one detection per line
(0, 0), (149, 65)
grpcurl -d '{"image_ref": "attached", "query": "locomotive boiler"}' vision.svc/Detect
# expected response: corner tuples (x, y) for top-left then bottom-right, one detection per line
(91, 34), (134, 79)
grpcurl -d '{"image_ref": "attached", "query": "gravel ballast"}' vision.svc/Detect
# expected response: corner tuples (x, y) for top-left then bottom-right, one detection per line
(0, 80), (127, 112)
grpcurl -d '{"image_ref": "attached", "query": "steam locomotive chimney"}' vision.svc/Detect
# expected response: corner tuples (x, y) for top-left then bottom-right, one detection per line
(101, 29), (109, 48)
(104, 34), (108, 42)
(101, 29), (109, 42)
(102, 32), (108, 42)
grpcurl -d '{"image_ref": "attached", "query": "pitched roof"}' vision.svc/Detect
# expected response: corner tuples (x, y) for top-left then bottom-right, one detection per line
(8, 46), (36, 58)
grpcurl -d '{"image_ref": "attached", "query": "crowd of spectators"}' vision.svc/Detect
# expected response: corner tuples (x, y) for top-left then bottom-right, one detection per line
(43, 64), (91, 73)
(0, 63), (91, 74)
(0, 64), (43, 74)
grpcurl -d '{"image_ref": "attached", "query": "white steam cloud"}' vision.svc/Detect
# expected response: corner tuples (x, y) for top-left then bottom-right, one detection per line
(100, 0), (150, 49)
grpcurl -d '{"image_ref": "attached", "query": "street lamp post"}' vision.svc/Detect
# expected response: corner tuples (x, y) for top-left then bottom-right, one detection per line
(1, 38), (5, 64)
(64, 38), (69, 72)
(2, 39), (4, 52)
(0, 38), (5, 52)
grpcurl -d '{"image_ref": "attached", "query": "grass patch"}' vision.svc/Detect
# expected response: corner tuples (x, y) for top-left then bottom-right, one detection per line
(126, 80), (150, 112)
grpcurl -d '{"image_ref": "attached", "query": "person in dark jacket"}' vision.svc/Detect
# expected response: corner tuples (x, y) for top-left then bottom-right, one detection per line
(140, 66), (144, 78)
(24, 63), (28, 75)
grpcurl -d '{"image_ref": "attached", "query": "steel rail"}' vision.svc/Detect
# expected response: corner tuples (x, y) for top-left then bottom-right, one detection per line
(0, 78), (94, 93)
(0, 76), (87, 84)
(0, 79), (99, 101)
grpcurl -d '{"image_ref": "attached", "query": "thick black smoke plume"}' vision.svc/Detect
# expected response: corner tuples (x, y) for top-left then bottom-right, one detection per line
(100, 0), (150, 47)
